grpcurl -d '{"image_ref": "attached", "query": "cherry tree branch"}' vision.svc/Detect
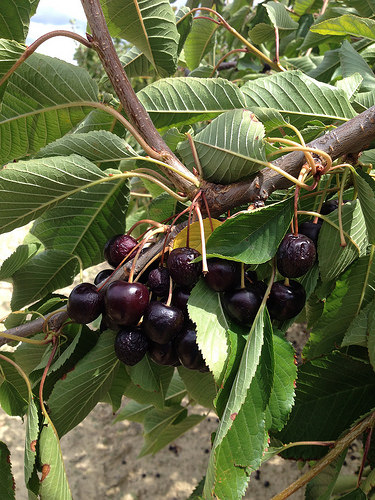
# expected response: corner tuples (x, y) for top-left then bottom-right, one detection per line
(80, 0), (198, 197)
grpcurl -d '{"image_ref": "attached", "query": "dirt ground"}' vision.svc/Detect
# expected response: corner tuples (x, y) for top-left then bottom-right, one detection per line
(0, 228), (361, 500)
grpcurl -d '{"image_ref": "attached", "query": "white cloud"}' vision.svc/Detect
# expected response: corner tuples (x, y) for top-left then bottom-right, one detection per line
(26, 0), (87, 64)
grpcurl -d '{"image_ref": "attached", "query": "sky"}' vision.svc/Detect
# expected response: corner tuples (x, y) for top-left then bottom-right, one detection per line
(26, 0), (87, 64)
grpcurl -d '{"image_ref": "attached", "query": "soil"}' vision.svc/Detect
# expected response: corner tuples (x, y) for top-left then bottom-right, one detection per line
(0, 227), (361, 500)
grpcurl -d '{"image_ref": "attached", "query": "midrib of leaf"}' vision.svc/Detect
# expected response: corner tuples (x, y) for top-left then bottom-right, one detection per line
(356, 244), (375, 315)
(146, 407), (185, 435)
(194, 139), (267, 165)
(132, 0), (155, 68)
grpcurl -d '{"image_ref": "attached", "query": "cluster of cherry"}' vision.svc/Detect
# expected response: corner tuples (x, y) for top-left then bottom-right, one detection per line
(67, 199), (337, 371)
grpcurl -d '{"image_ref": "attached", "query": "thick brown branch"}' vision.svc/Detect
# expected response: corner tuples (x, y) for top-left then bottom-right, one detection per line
(80, 0), (197, 197)
(202, 105), (375, 216)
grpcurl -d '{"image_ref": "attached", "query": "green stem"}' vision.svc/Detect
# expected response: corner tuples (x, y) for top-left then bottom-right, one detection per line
(0, 353), (33, 397)
(338, 169), (349, 247)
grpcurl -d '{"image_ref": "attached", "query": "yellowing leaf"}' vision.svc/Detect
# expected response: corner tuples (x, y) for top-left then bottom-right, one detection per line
(172, 219), (222, 252)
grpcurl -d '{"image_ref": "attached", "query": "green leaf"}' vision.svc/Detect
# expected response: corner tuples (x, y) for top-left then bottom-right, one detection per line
(368, 300), (375, 371)
(188, 279), (229, 382)
(0, 243), (40, 281)
(0, 379), (27, 416)
(0, 353), (28, 400)
(206, 198), (294, 264)
(356, 169), (375, 243)
(241, 70), (356, 127)
(205, 311), (274, 499)
(0, 0), (37, 42)
(0, 155), (115, 235)
(0, 54), (98, 164)
(249, 23), (275, 44)
(184, 18), (217, 70)
(278, 352), (375, 460)
(340, 40), (375, 92)
(263, 2), (298, 30)
(24, 397), (39, 488)
(177, 366), (217, 409)
(265, 335), (296, 433)
(11, 250), (78, 310)
(305, 253), (375, 359)
(339, 489), (367, 500)
(47, 330), (118, 437)
(36, 131), (137, 164)
(311, 14), (375, 41)
(31, 177), (130, 269)
(0, 39), (26, 102)
(0, 442), (15, 500)
(318, 201), (368, 281)
(177, 109), (267, 184)
(100, 0), (179, 76)
(308, 48), (340, 83)
(336, 73), (364, 101)
(137, 77), (246, 130)
(38, 418), (72, 500)
(251, 107), (287, 133)
(341, 300), (373, 347)
(148, 192), (176, 222)
(139, 406), (205, 456)
(115, 46), (154, 79)
(127, 355), (173, 394)
(305, 450), (346, 500)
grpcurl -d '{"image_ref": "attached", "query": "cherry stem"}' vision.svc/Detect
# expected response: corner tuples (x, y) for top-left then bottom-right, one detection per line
(39, 336), (59, 416)
(0, 30), (92, 88)
(194, 203), (208, 274)
(210, 48), (248, 77)
(186, 190), (203, 247)
(338, 168), (349, 247)
(266, 138), (317, 176)
(160, 205), (192, 266)
(284, 277), (290, 287)
(130, 167), (174, 187)
(128, 227), (166, 283)
(166, 277), (174, 307)
(240, 263), (245, 289)
(358, 427), (373, 487)
(0, 331), (51, 345)
(274, 26), (280, 66)
(293, 186), (300, 236)
(186, 133), (203, 178)
(126, 219), (164, 237)
(201, 191), (214, 232)
(134, 251), (163, 283)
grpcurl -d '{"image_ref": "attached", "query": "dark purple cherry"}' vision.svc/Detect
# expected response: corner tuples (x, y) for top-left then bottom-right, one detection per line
(94, 268), (113, 286)
(204, 258), (240, 292)
(172, 288), (190, 317)
(167, 247), (201, 288)
(99, 314), (120, 333)
(245, 269), (258, 285)
(267, 280), (306, 322)
(148, 267), (170, 297)
(175, 326), (208, 371)
(298, 222), (321, 247)
(222, 286), (262, 326)
(114, 327), (149, 366)
(67, 282), (104, 324)
(142, 301), (184, 344)
(277, 233), (316, 278)
(320, 199), (339, 216)
(104, 234), (138, 267)
(105, 280), (149, 326)
(149, 341), (181, 366)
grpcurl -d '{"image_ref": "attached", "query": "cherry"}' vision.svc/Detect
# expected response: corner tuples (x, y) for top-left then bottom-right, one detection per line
(277, 233), (316, 278)
(148, 267), (170, 297)
(222, 286), (262, 326)
(167, 247), (201, 288)
(142, 301), (184, 344)
(114, 327), (149, 366)
(94, 268), (113, 286)
(204, 258), (240, 292)
(267, 280), (306, 321)
(298, 221), (320, 247)
(67, 282), (104, 324)
(105, 280), (149, 325)
(149, 341), (181, 366)
(99, 314), (120, 333)
(175, 326), (208, 371)
(104, 234), (138, 267)
(320, 199), (339, 216)
(171, 288), (190, 317)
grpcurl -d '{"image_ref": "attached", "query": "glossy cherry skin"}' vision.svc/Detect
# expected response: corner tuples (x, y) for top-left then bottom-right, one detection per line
(171, 288), (190, 318)
(94, 268), (113, 286)
(222, 286), (262, 326)
(298, 222), (321, 248)
(277, 233), (316, 278)
(175, 326), (209, 372)
(105, 280), (149, 326)
(114, 327), (149, 366)
(142, 301), (184, 344)
(267, 280), (306, 322)
(320, 199), (339, 215)
(167, 247), (201, 288)
(67, 283), (104, 324)
(104, 234), (138, 267)
(148, 267), (170, 297)
(204, 258), (240, 292)
(149, 341), (181, 366)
